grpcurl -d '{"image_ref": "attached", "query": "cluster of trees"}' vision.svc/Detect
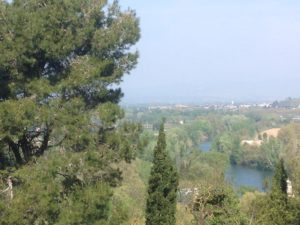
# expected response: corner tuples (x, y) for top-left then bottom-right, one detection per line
(217, 122), (300, 177)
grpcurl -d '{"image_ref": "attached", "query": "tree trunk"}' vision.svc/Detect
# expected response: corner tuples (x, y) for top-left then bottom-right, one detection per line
(7, 177), (13, 200)
(4, 137), (23, 164)
(19, 134), (31, 162)
(38, 126), (51, 155)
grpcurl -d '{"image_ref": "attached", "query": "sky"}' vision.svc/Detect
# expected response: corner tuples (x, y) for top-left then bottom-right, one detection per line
(118, 0), (300, 104)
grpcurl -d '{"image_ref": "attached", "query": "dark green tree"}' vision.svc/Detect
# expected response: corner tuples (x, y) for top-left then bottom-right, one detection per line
(146, 123), (179, 225)
(0, 0), (140, 166)
(271, 158), (288, 197)
(0, 0), (141, 224)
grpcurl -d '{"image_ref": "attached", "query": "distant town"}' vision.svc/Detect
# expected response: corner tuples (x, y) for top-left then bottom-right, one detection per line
(126, 97), (300, 111)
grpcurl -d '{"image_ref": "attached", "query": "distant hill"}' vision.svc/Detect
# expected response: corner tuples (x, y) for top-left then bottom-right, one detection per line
(272, 98), (300, 108)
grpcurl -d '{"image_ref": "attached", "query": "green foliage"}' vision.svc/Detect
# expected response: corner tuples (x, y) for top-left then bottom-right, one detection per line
(272, 159), (288, 197)
(146, 123), (179, 225)
(97, 103), (125, 128)
(137, 130), (156, 162)
(179, 151), (229, 186)
(1, 152), (114, 225)
(253, 194), (297, 225)
(237, 137), (282, 170)
(184, 120), (213, 145)
(0, 0), (140, 165)
(191, 185), (246, 225)
(278, 124), (300, 193)
(103, 121), (144, 163)
(0, 0), (141, 224)
(113, 159), (150, 225)
(213, 132), (239, 154)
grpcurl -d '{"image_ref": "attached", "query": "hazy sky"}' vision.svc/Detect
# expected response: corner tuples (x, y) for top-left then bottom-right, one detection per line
(119, 0), (300, 104)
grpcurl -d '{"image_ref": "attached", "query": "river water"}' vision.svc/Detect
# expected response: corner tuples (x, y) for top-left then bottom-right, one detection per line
(226, 164), (273, 192)
(199, 141), (212, 152)
(199, 141), (273, 192)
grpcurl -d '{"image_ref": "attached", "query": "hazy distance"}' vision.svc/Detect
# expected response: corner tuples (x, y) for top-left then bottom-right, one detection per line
(120, 0), (300, 104)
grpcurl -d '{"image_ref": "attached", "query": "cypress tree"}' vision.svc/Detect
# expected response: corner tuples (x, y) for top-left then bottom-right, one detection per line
(146, 123), (179, 225)
(267, 159), (290, 224)
(271, 158), (288, 198)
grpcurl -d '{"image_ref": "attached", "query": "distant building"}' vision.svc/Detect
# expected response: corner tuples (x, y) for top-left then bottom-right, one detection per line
(239, 104), (252, 109)
(257, 103), (272, 108)
(241, 140), (263, 147)
(287, 178), (295, 198)
(175, 104), (189, 109)
(143, 123), (153, 130)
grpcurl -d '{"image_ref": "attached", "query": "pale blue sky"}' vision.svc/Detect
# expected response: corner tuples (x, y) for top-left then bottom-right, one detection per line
(119, 0), (300, 104)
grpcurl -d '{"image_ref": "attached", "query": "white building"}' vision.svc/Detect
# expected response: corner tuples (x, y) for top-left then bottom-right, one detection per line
(287, 178), (295, 198)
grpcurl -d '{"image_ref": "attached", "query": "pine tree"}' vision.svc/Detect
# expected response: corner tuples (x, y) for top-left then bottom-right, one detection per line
(0, 0), (141, 224)
(146, 123), (179, 225)
(0, 0), (140, 166)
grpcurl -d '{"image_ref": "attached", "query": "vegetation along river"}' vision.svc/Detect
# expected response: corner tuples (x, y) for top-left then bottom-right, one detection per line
(199, 141), (273, 192)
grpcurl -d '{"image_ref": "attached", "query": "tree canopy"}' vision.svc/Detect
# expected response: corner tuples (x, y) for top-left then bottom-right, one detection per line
(0, 0), (139, 165)
(0, 0), (141, 224)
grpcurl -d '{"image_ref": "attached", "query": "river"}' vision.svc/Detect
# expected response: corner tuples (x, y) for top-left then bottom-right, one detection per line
(199, 141), (273, 192)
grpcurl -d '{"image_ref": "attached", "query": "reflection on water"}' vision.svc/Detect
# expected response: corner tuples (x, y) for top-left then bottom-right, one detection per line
(226, 164), (273, 192)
